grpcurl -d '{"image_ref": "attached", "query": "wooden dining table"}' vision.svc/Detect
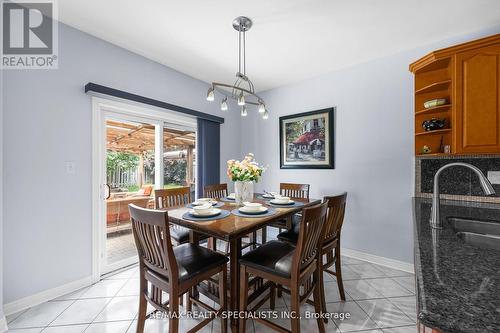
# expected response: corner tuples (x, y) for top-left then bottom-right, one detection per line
(165, 194), (321, 333)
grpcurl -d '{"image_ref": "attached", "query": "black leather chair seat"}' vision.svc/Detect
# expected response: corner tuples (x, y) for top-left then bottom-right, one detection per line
(276, 215), (301, 244)
(240, 240), (295, 278)
(171, 226), (190, 243)
(271, 213), (301, 228)
(170, 226), (208, 244)
(174, 243), (229, 282)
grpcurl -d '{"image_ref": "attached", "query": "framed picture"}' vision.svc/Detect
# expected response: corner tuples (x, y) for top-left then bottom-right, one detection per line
(279, 107), (335, 169)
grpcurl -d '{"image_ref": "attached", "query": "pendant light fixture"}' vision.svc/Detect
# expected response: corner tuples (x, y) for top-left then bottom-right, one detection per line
(206, 16), (268, 119)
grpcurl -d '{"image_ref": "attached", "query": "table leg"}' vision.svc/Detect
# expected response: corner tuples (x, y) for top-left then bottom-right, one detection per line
(229, 238), (242, 333)
(261, 227), (267, 245)
(189, 231), (200, 244)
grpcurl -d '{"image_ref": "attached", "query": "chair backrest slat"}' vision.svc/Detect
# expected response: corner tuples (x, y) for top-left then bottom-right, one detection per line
(154, 187), (191, 209)
(128, 204), (177, 281)
(204, 183), (228, 199)
(280, 183), (310, 199)
(322, 193), (347, 246)
(293, 202), (328, 274)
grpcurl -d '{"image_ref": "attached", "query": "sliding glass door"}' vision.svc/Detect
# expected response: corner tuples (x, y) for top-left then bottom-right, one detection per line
(162, 125), (196, 198)
(94, 98), (197, 276)
(104, 118), (157, 272)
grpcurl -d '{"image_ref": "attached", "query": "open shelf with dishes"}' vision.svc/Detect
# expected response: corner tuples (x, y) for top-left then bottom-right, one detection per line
(412, 58), (452, 156)
(410, 33), (500, 156)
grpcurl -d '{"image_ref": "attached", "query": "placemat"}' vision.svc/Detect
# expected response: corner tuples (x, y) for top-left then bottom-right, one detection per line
(231, 207), (277, 218)
(186, 202), (224, 208)
(256, 195), (275, 200)
(267, 201), (305, 208)
(181, 209), (231, 222)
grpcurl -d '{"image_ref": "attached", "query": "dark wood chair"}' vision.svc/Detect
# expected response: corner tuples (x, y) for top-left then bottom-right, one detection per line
(154, 187), (197, 246)
(263, 183), (311, 243)
(279, 183), (311, 199)
(204, 183), (259, 251)
(277, 193), (348, 321)
(128, 204), (228, 333)
(239, 203), (328, 333)
(155, 187), (191, 209)
(203, 183), (229, 199)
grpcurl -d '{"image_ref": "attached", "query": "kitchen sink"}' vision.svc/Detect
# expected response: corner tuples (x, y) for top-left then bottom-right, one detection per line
(448, 217), (500, 251)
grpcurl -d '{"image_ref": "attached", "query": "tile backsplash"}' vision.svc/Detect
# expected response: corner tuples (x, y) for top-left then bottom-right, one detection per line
(416, 155), (500, 202)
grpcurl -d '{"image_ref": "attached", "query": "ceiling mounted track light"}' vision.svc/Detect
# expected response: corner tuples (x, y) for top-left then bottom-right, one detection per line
(206, 16), (268, 119)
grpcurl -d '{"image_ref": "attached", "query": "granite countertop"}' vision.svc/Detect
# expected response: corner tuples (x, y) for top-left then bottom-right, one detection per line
(413, 198), (500, 333)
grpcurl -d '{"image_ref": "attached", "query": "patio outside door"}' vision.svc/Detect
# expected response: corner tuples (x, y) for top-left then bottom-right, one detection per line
(92, 98), (197, 278)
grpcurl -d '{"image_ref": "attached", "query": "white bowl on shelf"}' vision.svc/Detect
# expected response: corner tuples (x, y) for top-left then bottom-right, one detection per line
(423, 99), (447, 109)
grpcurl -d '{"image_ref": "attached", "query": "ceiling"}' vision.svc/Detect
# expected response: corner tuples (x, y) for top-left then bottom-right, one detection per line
(59, 0), (500, 92)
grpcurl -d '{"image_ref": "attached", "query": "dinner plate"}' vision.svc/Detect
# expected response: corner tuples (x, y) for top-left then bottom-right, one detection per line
(262, 194), (275, 199)
(192, 200), (218, 206)
(269, 199), (295, 205)
(189, 208), (221, 218)
(238, 206), (268, 215)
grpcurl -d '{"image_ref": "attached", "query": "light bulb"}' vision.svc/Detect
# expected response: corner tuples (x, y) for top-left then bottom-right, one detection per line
(263, 110), (269, 119)
(241, 105), (248, 117)
(206, 87), (214, 101)
(237, 91), (245, 106)
(258, 102), (266, 113)
(220, 97), (228, 111)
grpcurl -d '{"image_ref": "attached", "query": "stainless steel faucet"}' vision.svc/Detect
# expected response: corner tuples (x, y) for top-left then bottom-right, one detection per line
(430, 162), (495, 229)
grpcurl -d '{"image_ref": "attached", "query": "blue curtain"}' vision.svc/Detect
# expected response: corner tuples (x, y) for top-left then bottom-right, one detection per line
(196, 118), (221, 198)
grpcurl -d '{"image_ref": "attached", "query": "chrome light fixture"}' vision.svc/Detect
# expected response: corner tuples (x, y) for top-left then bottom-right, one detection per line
(241, 105), (248, 117)
(262, 109), (269, 119)
(206, 16), (269, 119)
(206, 86), (215, 101)
(220, 97), (228, 111)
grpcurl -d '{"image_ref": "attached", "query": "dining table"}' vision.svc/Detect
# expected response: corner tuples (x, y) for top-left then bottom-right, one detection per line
(164, 194), (321, 333)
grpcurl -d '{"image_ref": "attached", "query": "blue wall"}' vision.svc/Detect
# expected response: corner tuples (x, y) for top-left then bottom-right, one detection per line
(2, 22), (242, 305)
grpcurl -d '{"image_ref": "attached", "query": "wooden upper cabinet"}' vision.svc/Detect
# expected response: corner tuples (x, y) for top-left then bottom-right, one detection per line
(410, 34), (500, 156)
(454, 45), (500, 153)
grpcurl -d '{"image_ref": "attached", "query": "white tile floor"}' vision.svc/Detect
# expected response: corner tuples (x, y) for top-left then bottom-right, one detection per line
(6, 226), (416, 333)
(5, 254), (417, 333)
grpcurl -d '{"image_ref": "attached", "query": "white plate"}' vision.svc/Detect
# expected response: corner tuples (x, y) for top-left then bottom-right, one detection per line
(239, 206), (269, 214)
(189, 208), (221, 217)
(270, 199), (295, 205)
(262, 194), (275, 198)
(193, 200), (217, 206)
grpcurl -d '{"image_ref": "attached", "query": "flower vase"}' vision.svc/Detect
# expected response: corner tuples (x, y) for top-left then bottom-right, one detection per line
(234, 181), (254, 205)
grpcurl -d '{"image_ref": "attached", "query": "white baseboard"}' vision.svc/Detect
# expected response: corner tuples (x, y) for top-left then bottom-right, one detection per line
(0, 316), (7, 333)
(342, 247), (414, 274)
(3, 276), (93, 316)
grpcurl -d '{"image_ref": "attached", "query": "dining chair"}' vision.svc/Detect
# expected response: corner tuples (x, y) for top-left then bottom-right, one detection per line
(203, 183), (259, 251)
(277, 192), (348, 321)
(280, 183), (311, 199)
(203, 183), (228, 199)
(239, 203), (328, 333)
(154, 187), (200, 246)
(263, 183), (311, 244)
(128, 204), (228, 333)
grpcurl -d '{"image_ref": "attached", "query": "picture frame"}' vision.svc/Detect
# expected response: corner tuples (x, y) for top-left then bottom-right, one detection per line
(279, 107), (335, 169)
